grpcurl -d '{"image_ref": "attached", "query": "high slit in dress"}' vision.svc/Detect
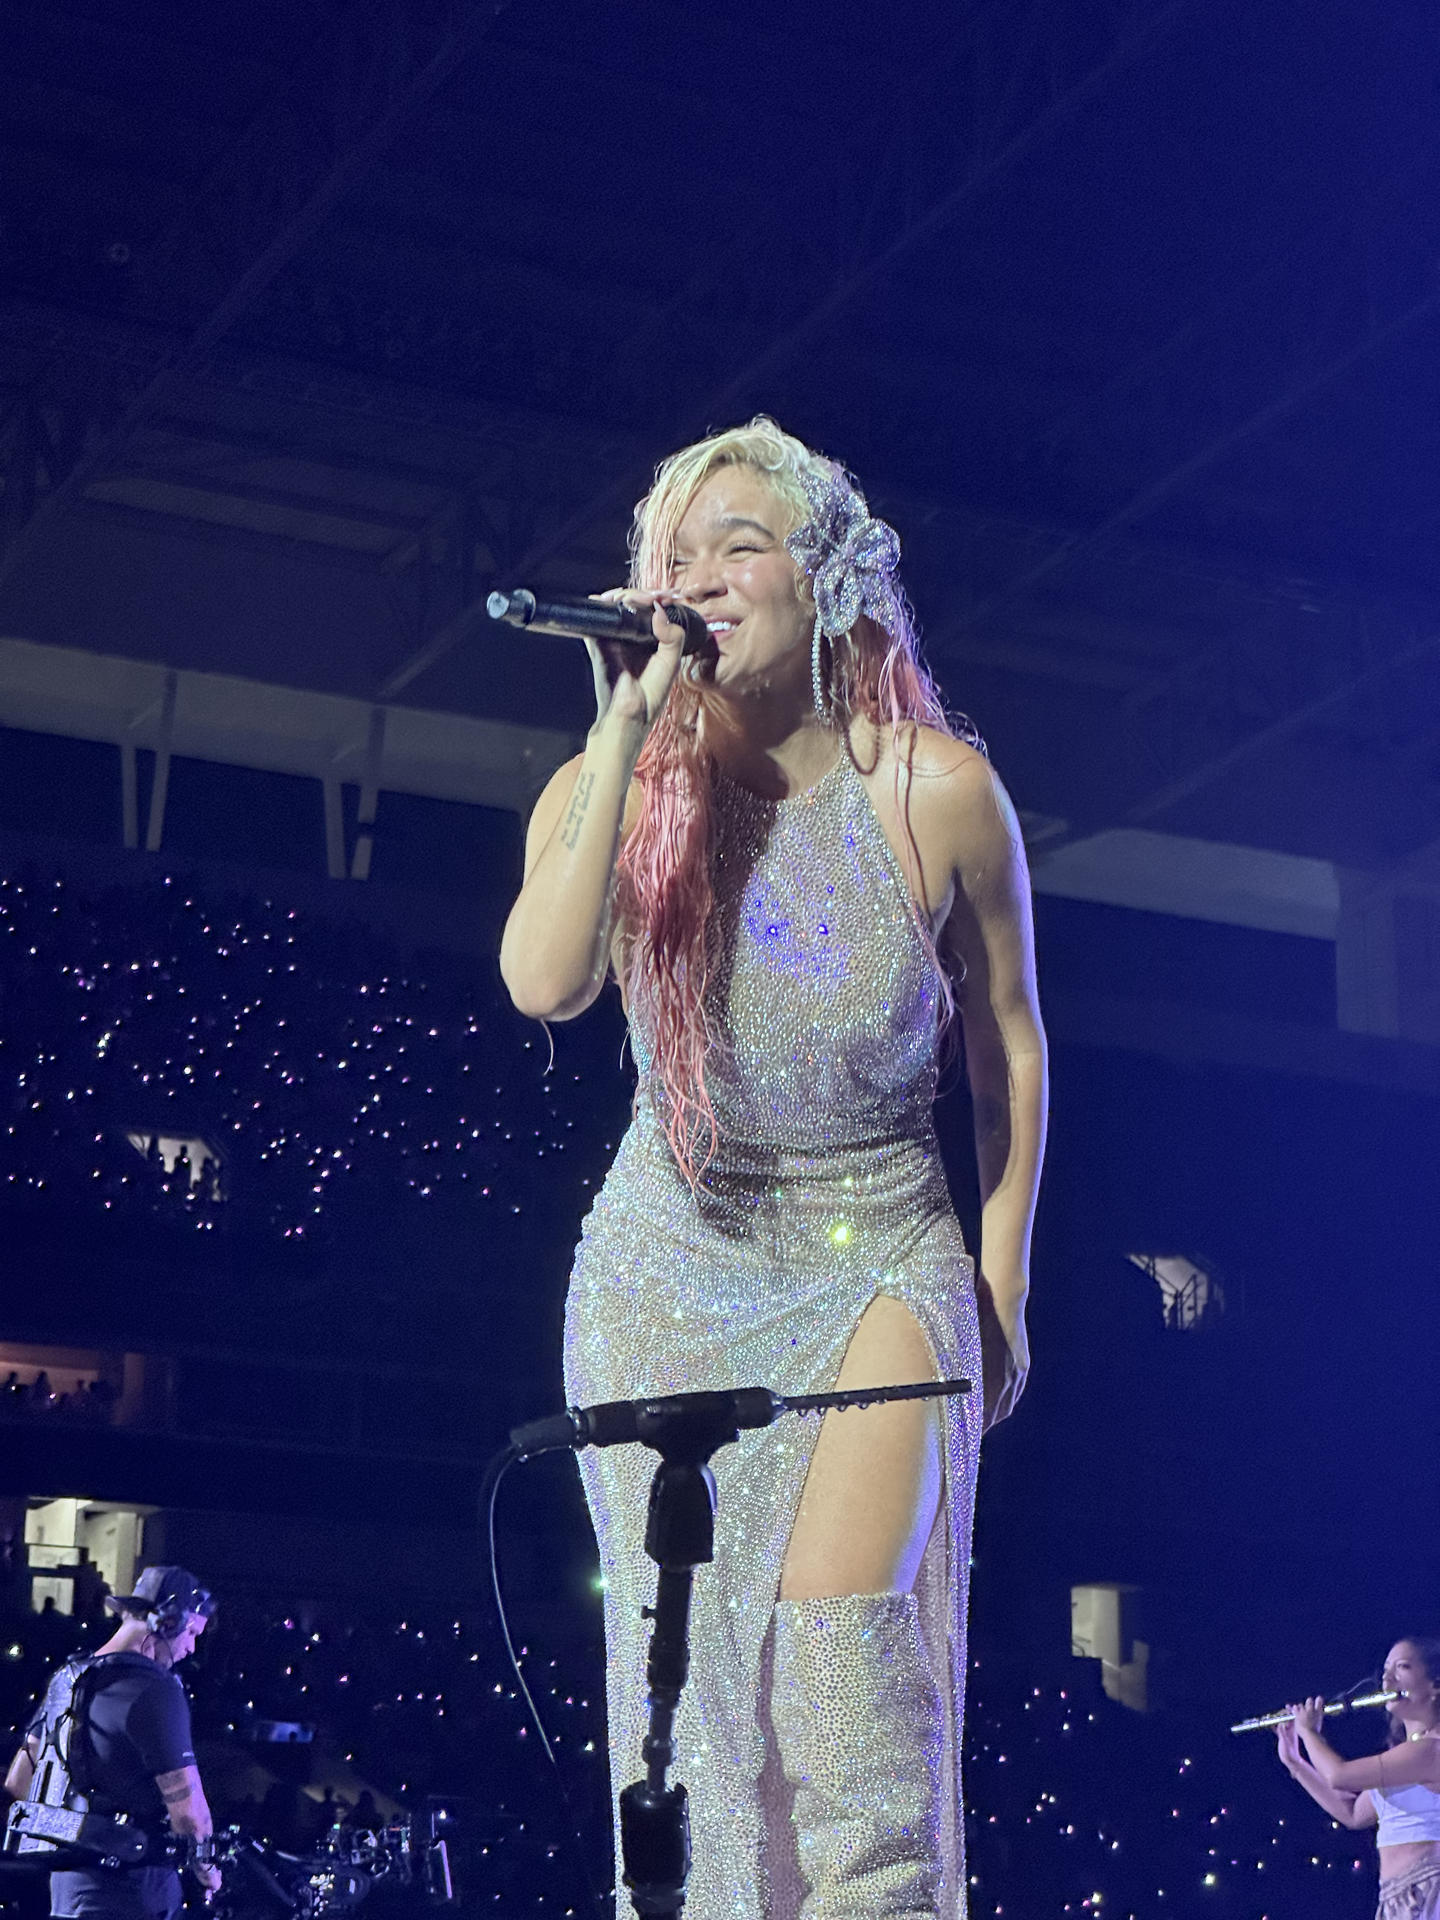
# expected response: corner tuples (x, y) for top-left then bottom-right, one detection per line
(563, 751), (983, 1920)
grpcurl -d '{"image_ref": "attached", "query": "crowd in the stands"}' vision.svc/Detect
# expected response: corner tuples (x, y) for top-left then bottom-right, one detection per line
(0, 868), (619, 1253)
(0, 1592), (1382, 1919)
(0, 867), (1395, 1916)
(0, 1373), (116, 1423)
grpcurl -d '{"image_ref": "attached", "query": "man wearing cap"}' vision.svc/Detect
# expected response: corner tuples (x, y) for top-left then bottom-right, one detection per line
(4, 1566), (221, 1920)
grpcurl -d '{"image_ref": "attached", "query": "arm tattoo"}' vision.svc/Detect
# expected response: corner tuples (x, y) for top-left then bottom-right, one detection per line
(559, 771), (597, 850)
(156, 1767), (195, 1805)
(973, 1094), (1006, 1145)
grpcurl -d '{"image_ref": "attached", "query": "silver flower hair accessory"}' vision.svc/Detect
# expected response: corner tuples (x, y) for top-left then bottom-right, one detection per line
(784, 464), (904, 722)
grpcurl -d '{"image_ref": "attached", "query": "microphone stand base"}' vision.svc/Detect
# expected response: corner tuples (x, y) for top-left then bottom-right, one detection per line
(619, 1780), (691, 1920)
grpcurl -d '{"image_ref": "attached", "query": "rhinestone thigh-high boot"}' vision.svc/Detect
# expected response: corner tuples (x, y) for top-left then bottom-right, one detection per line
(770, 1591), (944, 1919)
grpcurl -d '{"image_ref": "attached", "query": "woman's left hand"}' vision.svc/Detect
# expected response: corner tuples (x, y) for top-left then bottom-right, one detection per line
(977, 1272), (1029, 1431)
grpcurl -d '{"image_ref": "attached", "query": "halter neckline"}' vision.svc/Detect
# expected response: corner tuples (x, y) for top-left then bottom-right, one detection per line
(713, 748), (847, 809)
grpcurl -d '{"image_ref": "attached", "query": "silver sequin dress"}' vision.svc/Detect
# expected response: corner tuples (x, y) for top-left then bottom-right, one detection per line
(564, 752), (982, 1920)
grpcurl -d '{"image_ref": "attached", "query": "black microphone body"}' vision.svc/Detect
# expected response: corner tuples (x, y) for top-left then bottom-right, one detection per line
(510, 1388), (783, 1459)
(509, 1378), (970, 1460)
(486, 587), (711, 654)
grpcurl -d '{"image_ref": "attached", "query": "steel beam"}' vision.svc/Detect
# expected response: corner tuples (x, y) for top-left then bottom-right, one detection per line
(0, 0), (511, 597)
(144, 671), (178, 853)
(1123, 626), (1440, 829)
(378, 0), (1192, 699)
(933, 286), (1440, 650)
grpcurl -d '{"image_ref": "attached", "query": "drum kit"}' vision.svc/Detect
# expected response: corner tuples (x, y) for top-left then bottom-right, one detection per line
(216, 1814), (453, 1920)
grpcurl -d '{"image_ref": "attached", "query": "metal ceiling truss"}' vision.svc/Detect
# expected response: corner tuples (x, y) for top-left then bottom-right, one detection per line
(0, 0), (510, 597)
(378, 0), (1193, 700)
(1122, 619), (1440, 847)
(6, 0), (1431, 847)
(918, 243), (1440, 838)
(13, 297), (1437, 762)
(1017, 131), (1440, 491)
(937, 265), (1440, 653)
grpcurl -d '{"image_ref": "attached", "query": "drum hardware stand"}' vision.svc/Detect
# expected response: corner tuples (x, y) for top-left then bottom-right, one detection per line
(508, 1378), (970, 1920)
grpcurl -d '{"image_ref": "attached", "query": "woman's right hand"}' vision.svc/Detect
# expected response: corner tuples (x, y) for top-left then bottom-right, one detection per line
(1291, 1697), (1327, 1738)
(585, 589), (691, 748)
(976, 1271), (1029, 1432)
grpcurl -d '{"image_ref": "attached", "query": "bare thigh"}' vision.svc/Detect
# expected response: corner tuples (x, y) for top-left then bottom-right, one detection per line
(778, 1294), (943, 1602)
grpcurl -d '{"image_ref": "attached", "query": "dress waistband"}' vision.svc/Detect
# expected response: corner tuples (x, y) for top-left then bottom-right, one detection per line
(636, 1101), (941, 1174)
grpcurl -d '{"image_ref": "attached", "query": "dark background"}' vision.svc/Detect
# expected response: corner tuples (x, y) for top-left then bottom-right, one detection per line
(2, 1), (1439, 1915)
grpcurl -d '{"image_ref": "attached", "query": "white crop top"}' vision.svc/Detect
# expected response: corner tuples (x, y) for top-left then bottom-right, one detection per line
(1372, 1778), (1440, 1846)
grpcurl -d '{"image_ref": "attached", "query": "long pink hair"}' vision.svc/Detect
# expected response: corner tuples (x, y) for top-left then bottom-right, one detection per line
(616, 417), (977, 1181)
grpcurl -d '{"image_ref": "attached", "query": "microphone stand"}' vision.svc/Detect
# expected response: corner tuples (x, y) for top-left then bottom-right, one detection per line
(609, 1378), (970, 1920)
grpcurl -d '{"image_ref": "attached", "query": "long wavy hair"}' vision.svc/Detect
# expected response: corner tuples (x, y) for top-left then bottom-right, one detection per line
(615, 416), (976, 1181)
(1386, 1637), (1440, 1747)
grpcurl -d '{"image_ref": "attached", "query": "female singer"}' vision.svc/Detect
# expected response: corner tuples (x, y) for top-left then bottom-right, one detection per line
(1279, 1638), (1440, 1918)
(500, 418), (1047, 1918)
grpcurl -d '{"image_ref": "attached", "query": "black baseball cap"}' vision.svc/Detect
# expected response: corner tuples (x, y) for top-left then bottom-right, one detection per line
(105, 1565), (216, 1620)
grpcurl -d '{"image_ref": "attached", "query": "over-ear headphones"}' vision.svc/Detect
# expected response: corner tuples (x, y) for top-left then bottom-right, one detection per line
(145, 1597), (189, 1640)
(107, 1566), (216, 1642)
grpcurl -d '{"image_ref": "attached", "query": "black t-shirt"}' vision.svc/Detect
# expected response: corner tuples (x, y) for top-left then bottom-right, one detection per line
(27, 1653), (195, 1824)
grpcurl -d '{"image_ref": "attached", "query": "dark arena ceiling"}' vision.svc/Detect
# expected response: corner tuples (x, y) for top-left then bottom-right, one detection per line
(2, 0), (1439, 869)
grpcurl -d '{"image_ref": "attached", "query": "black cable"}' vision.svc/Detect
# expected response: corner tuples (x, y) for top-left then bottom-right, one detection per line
(480, 1445), (609, 1920)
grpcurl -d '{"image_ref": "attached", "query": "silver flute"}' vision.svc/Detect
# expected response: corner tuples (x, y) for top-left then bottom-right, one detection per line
(1231, 1688), (1399, 1734)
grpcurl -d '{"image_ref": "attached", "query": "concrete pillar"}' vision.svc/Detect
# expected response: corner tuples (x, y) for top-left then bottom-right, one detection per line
(1337, 863), (1440, 1045)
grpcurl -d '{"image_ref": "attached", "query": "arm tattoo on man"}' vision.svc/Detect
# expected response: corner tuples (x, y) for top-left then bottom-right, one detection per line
(161, 1785), (191, 1805)
(559, 772), (597, 850)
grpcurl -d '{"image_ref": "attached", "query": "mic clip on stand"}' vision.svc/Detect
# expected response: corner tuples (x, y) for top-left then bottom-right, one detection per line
(603, 1378), (970, 1920)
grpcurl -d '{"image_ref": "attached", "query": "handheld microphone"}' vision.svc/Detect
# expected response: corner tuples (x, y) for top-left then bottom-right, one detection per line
(486, 587), (711, 654)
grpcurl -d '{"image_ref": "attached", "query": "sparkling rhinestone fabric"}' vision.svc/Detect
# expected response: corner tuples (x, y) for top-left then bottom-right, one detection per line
(771, 1591), (944, 1917)
(563, 752), (982, 1920)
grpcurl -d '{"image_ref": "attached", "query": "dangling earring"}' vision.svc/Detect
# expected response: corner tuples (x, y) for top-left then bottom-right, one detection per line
(810, 615), (831, 726)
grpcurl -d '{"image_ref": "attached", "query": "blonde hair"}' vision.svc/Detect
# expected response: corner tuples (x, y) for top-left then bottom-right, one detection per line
(629, 416), (818, 591)
(615, 416), (969, 1182)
